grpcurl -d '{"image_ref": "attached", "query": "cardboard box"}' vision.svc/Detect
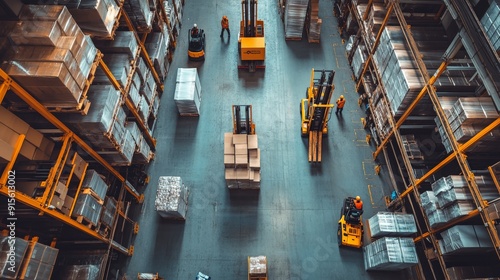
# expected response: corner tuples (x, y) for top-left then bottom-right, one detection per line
(32, 149), (51, 161)
(26, 127), (43, 147)
(249, 149), (260, 170)
(61, 195), (74, 215)
(247, 134), (258, 149)
(55, 181), (67, 200)
(236, 168), (250, 179)
(72, 152), (87, 179)
(224, 154), (235, 167)
(225, 168), (237, 180)
(39, 137), (55, 157)
(224, 133), (235, 155)
(0, 123), (21, 147)
(235, 154), (248, 166)
(249, 149), (258, 158)
(232, 134), (247, 145)
(0, 106), (30, 135)
(0, 138), (14, 163)
(234, 144), (248, 155)
(253, 170), (261, 182)
(51, 195), (64, 210)
(20, 141), (37, 160)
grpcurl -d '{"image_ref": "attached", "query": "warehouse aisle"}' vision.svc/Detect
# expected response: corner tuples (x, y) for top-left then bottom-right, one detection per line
(125, 0), (405, 279)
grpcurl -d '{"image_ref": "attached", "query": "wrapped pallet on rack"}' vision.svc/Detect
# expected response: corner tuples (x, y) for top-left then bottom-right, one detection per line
(0, 236), (29, 278)
(420, 191), (447, 229)
(155, 176), (189, 220)
(146, 29), (170, 82)
(123, 0), (154, 32)
(56, 249), (107, 279)
(68, 0), (121, 39)
(81, 169), (109, 203)
(18, 239), (59, 280)
(72, 192), (103, 228)
(363, 237), (419, 271)
(1, 5), (99, 110)
(306, 0), (321, 43)
(431, 175), (497, 209)
(438, 225), (494, 255)
(174, 68), (202, 116)
(480, 1), (500, 53)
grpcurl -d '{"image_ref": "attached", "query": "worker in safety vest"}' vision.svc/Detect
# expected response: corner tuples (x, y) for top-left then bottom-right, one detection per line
(354, 196), (363, 211)
(336, 95), (346, 114)
(191, 23), (199, 37)
(220, 15), (230, 38)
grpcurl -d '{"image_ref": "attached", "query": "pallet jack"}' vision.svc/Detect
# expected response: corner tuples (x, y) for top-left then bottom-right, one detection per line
(300, 69), (335, 163)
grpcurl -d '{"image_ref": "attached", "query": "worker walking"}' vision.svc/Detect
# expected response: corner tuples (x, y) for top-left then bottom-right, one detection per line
(336, 95), (346, 114)
(354, 196), (363, 211)
(220, 15), (230, 38)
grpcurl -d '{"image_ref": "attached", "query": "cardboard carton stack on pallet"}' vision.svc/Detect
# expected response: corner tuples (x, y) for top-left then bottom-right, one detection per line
(224, 133), (261, 189)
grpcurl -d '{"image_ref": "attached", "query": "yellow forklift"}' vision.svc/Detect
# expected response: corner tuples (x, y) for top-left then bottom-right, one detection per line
(233, 105), (256, 135)
(238, 0), (265, 72)
(337, 197), (364, 248)
(300, 69), (335, 163)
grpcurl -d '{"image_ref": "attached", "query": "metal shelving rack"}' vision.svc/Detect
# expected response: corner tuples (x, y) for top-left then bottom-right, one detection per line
(338, 0), (500, 279)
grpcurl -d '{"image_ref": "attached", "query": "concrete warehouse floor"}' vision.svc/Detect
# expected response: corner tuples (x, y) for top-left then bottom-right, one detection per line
(125, 0), (409, 279)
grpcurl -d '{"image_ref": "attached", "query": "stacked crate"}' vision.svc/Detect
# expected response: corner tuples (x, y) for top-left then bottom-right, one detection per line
(174, 68), (202, 116)
(0, 237), (29, 278)
(0, 106), (55, 163)
(481, 1), (500, 53)
(68, 0), (121, 38)
(367, 212), (417, 239)
(155, 176), (189, 220)
(438, 225), (494, 255)
(420, 191), (447, 229)
(224, 133), (261, 189)
(18, 240), (59, 280)
(363, 237), (419, 271)
(1, 5), (98, 108)
(123, 0), (154, 32)
(435, 97), (500, 153)
(400, 135), (424, 161)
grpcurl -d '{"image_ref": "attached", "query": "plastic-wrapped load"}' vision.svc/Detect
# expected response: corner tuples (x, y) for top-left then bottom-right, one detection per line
(100, 197), (117, 228)
(363, 237), (418, 271)
(72, 193), (103, 226)
(284, 0), (309, 39)
(98, 130), (135, 166)
(60, 264), (100, 280)
(123, 0), (154, 32)
(69, 0), (120, 38)
(146, 32), (167, 81)
(352, 44), (367, 79)
(432, 175), (497, 208)
(345, 35), (356, 55)
(174, 68), (202, 116)
(481, 1), (500, 52)
(141, 70), (157, 105)
(81, 170), (109, 200)
(65, 84), (120, 135)
(368, 212), (417, 238)
(0, 237), (29, 278)
(248, 256), (267, 275)
(439, 225), (494, 255)
(155, 176), (189, 220)
(94, 31), (139, 58)
(138, 95), (151, 123)
(134, 136), (153, 164)
(443, 201), (475, 222)
(125, 121), (141, 146)
(94, 53), (132, 87)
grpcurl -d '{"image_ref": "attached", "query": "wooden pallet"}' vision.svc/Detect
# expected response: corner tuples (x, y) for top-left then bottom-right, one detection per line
(81, 188), (104, 205)
(179, 113), (200, 117)
(285, 36), (302, 41)
(75, 215), (99, 230)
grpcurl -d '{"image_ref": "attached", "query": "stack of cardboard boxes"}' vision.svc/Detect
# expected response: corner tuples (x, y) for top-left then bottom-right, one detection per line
(0, 106), (55, 164)
(224, 133), (261, 189)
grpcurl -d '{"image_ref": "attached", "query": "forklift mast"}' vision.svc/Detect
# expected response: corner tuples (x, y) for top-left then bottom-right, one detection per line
(241, 0), (257, 37)
(233, 105), (255, 135)
(309, 70), (335, 132)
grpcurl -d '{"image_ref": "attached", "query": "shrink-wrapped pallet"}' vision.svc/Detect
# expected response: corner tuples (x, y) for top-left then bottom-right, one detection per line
(363, 237), (418, 271)
(72, 193), (103, 226)
(100, 197), (117, 228)
(481, 1), (500, 52)
(284, 0), (309, 39)
(368, 212), (417, 238)
(124, 0), (154, 32)
(94, 31), (139, 58)
(60, 265), (100, 280)
(81, 170), (109, 200)
(155, 176), (189, 220)
(69, 0), (120, 38)
(0, 237), (29, 278)
(174, 68), (202, 116)
(248, 256), (267, 275)
(439, 225), (493, 255)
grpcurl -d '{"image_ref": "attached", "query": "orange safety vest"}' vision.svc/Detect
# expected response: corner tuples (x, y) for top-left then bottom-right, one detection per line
(354, 200), (363, 210)
(337, 98), (345, 108)
(221, 18), (229, 29)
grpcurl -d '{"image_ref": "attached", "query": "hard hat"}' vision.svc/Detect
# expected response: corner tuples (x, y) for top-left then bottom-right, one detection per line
(340, 95), (344, 99)
(355, 196), (361, 201)
(193, 23), (197, 28)
(223, 15), (227, 19)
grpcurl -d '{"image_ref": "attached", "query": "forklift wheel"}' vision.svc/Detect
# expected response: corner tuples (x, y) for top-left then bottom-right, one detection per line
(337, 223), (342, 246)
